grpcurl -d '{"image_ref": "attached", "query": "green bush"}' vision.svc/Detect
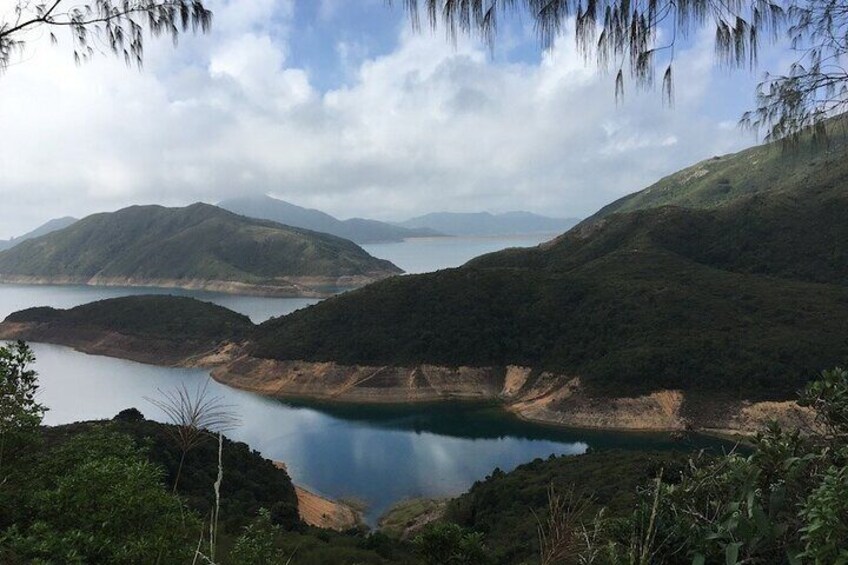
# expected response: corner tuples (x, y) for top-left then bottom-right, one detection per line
(1, 429), (198, 564)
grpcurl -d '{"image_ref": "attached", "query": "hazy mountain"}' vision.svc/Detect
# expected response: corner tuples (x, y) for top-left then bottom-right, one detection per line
(0, 216), (77, 251)
(218, 195), (441, 243)
(0, 203), (401, 296)
(397, 211), (580, 236)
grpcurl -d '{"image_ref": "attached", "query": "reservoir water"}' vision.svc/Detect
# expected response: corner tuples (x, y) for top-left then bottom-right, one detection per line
(0, 235), (723, 524)
(361, 234), (556, 274)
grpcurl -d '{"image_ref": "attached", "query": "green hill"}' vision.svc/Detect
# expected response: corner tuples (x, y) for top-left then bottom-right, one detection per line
(247, 135), (848, 400)
(589, 117), (848, 220)
(6, 295), (255, 341)
(0, 203), (401, 296)
(1, 295), (257, 365)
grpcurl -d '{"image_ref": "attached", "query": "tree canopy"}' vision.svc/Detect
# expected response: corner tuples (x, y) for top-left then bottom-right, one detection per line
(399, 0), (848, 142)
(0, 0), (211, 73)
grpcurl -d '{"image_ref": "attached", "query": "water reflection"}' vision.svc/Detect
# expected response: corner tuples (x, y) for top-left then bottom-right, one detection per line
(31, 343), (729, 524)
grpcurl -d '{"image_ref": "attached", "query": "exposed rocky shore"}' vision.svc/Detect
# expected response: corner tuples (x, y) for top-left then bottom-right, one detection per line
(0, 320), (814, 435)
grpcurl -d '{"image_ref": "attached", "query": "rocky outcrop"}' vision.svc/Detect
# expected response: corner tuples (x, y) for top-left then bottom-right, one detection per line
(211, 357), (507, 403)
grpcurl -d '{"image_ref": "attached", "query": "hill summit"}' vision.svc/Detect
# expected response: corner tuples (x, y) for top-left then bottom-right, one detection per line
(0, 203), (402, 296)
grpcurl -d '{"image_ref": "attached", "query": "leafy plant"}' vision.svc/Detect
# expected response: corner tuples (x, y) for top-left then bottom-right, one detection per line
(2, 428), (198, 564)
(228, 508), (287, 565)
(0, 341), (44, 474)
(413, 522), (491, 564)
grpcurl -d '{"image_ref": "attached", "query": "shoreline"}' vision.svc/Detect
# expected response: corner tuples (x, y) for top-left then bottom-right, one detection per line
(0, 325), (816, 436)
(272, 461), (363, 531)
(0, 274), (394, 298)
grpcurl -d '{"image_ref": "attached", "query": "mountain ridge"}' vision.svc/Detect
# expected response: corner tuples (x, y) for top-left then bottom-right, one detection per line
(218, 195), (441, 243)
(0, 216), (77, 251)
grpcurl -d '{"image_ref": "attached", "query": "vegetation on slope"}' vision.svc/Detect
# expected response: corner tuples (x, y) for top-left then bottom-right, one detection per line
(251, 225), (848, 399)
(444, 450), (688, 563)
(0, 343), (421, 564)
(0, 217), (77, 252)
(40, 412), (299, 534)
(5, 295), (255, 342)
(589, 117), (848, 220)
(426, 368), (848, 564)
(248, 131), (848, 399)
(6, 295), (254, 342)
(0, 203), (401, 288)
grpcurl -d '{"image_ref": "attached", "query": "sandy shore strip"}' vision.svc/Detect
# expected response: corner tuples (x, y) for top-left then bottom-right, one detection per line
(273, 461), (362, 531)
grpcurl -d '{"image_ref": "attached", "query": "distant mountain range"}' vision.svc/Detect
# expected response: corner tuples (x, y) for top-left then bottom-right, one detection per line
(218, 195), (441, 244)
(0, 203), (401, 296)
(0, 217), (77, 251)
(396, 211), (580, 236)
(220, 195), (579, 240)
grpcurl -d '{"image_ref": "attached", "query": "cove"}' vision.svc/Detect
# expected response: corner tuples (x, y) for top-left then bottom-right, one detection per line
(31, 343), (728, 525)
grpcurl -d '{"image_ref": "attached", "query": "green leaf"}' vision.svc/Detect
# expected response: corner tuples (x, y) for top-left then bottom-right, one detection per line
(726, 542), (742, 565)
(693, 554), (706, 565)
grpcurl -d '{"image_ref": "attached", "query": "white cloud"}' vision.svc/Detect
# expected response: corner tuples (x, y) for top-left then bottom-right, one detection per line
(0, 1), (760, 237)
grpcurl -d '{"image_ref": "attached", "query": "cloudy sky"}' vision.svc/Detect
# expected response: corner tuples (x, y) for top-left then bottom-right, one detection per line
(0, 0), (782, 238)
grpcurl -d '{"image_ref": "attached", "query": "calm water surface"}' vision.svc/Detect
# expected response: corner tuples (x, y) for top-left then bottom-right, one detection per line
(2, 236), (725, 524)
(31, 344), (723, 524)
(362, 234), (555, 274)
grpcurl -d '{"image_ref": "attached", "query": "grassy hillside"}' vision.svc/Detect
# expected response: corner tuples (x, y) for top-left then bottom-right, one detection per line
(589, 117), (848, 220)
(0, 216), (77, 252)
(0, 203), (401, 290)
(6, 295), (255, 341)
(248, 135), (848, 400)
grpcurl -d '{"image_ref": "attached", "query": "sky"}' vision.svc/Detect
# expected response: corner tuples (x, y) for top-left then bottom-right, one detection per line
(0, 0), (784, 238)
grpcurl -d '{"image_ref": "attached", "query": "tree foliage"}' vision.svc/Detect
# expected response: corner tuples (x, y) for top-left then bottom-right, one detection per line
(0, 428), (198, 564)
(412, 522), (491, 564)
(399, 0), (848, 141)
(0, 341), (44, 472)
(0, 0), (211, 73)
